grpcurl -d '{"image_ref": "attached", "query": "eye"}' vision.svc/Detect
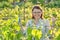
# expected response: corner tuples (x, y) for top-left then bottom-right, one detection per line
(33, 12), (41, 13)
(37, 12), (41, 13)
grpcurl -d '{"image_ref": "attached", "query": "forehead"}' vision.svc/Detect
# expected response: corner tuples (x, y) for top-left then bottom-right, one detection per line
(32, 9), (41, 12)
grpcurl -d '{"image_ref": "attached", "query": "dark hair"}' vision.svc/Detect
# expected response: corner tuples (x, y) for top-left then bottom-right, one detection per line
(32, 6), (43, 19)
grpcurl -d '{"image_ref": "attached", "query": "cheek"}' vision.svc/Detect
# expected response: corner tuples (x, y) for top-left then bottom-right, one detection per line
(38, 13), (41, 16)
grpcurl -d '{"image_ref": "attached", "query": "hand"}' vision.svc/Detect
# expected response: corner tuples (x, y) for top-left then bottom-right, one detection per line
(51, 16), (56, 22)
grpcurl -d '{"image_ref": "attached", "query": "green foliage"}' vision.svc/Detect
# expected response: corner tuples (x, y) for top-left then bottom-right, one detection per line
(27, 27), (32, 40)
(0, 1), (13, 8)
(0, 0), (8, 2)
(45, 1), (60, 8)
(56, 34), (60, 40)
(0, 0), (60, 40)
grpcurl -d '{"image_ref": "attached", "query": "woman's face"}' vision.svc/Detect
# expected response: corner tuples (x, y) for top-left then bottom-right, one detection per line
(32, 9), (42, 19)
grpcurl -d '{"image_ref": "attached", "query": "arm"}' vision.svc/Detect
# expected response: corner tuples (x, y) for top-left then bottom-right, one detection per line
(45, 17), (56, 39)
(44, 19), (51, 39)
(50, 16), (56, 39)
(23, 20), (31, 35)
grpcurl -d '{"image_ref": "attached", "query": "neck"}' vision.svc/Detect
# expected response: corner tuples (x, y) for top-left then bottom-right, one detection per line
(33, 18), (40, 25)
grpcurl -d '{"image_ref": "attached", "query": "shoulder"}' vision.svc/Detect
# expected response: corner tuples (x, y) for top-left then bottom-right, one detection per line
(43, 19), (49, 23)
(43, 19), (50, 26)
(27, 19), (33, 24)
(26, 19), (33, 27)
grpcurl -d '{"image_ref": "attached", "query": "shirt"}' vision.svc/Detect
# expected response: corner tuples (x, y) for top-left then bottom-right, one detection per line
(26, 19), (50, 40)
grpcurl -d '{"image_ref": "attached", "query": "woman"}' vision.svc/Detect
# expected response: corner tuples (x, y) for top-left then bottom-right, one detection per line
(25, 5), (55, 40)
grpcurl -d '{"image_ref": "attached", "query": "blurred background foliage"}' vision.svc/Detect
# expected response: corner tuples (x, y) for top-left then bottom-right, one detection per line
(0, 0), (60, 40)
(0, 0), (60, 8)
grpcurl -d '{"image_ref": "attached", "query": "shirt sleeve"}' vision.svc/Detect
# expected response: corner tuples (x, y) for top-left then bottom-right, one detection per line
(45, 19), (50, 27)
(45, 19), (51, 38)
(45, 19), (51, 31)
(26, 20), (31, 27)
(23, 20), (31, 35)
